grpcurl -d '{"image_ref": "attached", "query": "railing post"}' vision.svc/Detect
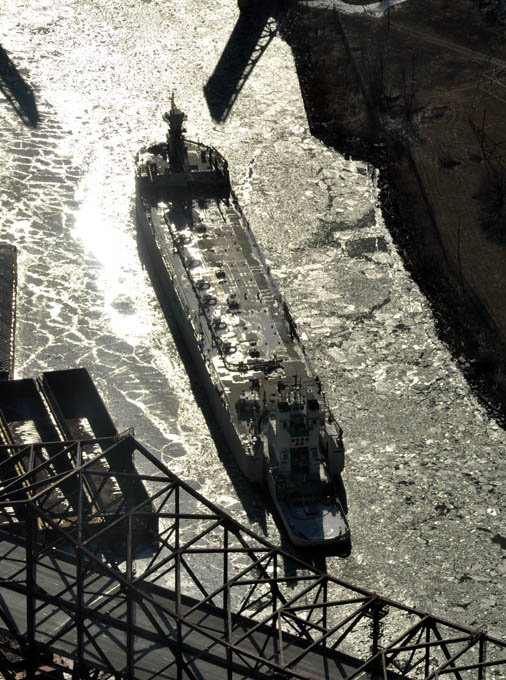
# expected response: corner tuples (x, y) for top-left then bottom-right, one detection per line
(25, 503), (36, 679)
(425, 619), (432, 678)
(175, 484), (182, 680)
(478, 630), (487, 680)
(224, 526), (232, 680)
(322, 579), (328, 649)
(368, 598), (388, 657)
(76, 451), (84, 677)
(127, 513), (134, 680)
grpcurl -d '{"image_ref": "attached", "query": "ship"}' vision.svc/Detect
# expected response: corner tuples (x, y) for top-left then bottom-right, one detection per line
(135, 97), (350, 547)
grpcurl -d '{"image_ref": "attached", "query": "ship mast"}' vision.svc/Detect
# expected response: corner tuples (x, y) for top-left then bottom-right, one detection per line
(163, 93), (187, 172)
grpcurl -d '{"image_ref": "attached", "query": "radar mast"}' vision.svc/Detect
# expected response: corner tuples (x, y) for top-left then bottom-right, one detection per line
(163, 93), (187, 172)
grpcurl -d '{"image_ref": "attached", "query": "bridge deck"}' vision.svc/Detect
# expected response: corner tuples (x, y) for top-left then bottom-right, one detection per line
(0, 537), (387, 680)
(0, 436), (504, 680)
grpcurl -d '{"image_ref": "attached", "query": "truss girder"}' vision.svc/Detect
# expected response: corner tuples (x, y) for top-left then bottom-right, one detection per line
(0, 435), (504, 679)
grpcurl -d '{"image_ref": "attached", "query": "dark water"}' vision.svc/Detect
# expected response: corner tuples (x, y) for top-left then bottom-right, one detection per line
(0, 0), (505, 642)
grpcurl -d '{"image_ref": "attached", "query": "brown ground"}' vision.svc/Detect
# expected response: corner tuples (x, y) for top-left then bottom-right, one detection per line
(284, 0), (506, 413)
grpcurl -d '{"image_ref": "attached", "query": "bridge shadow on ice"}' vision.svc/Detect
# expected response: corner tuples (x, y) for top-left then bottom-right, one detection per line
(0, 45), (39, 127)
(204, 0), (283, 122)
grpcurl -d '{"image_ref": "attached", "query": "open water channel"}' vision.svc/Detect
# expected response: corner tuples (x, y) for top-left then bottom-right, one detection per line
(0, 0), (505, 640)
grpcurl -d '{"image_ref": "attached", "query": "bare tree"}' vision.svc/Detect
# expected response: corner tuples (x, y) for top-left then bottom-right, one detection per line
(480, 168), (506, 242)
(364, 9), (391, 125)
(401, 55), (419, 138)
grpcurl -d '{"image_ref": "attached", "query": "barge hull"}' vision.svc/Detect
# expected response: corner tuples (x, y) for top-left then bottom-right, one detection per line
(136, 195), (264, 483)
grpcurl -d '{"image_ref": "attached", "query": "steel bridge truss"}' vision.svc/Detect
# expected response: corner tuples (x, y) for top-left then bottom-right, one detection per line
(0, 434), (504, 680)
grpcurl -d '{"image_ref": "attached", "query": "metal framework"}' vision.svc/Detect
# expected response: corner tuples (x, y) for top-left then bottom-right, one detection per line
(0, 434), (504, 680)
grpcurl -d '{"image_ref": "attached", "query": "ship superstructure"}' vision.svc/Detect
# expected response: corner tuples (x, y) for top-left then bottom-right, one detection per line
(135, 99), (349, 546)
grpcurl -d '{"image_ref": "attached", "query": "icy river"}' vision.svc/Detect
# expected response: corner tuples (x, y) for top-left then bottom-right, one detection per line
(0, 0), (505, 639)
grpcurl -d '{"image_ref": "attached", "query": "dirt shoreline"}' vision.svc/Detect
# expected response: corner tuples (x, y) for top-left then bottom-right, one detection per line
(282, 0), (506, 422)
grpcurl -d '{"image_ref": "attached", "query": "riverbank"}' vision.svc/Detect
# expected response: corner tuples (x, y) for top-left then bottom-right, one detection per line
(284, 0), (506, 418)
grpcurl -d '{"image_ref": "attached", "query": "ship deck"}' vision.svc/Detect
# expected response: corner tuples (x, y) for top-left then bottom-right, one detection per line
(151, 196), (323, 416)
